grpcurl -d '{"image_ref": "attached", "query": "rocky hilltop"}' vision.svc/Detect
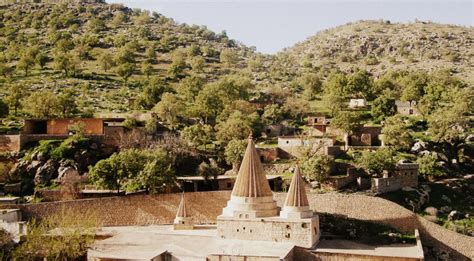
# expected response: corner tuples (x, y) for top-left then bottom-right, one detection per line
(279, 20), (473, 83)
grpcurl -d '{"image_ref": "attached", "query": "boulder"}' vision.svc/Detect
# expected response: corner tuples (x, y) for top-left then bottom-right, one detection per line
(448, 210), (464, 221)
(411, 141), (426, 153)
(57, 167), (80, 183)
(34, 160), (57, 185)
(424, 207), (438, 216)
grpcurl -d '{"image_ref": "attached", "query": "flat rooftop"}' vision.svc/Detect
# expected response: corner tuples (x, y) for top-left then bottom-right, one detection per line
(89, 225), (295, 260)
(314, 239), (423, 259)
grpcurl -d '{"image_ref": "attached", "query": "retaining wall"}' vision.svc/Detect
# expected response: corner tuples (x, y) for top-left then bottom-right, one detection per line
(1, 192), (472, 260)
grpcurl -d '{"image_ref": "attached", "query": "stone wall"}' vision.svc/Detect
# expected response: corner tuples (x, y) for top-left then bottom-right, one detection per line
(1, 192), (472, 260)
(0, 135), (21, 152)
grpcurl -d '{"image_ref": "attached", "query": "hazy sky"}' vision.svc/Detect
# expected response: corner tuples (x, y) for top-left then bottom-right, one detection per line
(107, 0), (473, 54)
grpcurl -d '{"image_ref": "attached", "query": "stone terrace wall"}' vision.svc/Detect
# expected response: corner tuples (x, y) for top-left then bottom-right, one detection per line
(1, 192), (472, 260)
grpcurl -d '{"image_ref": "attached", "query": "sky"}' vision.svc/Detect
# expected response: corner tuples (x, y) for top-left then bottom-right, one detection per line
(107, 0), (473, 54)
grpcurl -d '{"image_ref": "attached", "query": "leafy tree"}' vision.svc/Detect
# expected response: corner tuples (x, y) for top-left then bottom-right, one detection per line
(115, 46), (135, 64)
(262, 104), (283, 124)
(137, 77), (169, 110)
(294, 73), (322, 100)
(330, 111), (361, 135)
(283, 96), (310, 121)
(53, 53), (80, 77)
(193, 84), (225, 124)
(356, 148), (395, 177)
(417, 153), (442, 178)
(141, 62), (153, 79)
(322, 72), (347, 116)
(57, 89), (78, 118)
(216, 111), (258, 144)
(115, 62), (135, 82)
(98, 51), (115, 72)
(153, 93), (185, 129)
(345, 70), (374, 99)
(5, 85), (25, 116)
(111, 11), (127, 28)
(197, 160), (222, 187)
(224, 139), (247, 171)
(89, 149), (173, 193)
(400, 72), (428, 102)
(144, 46), (156, 61)
(301, 154), (333, 182)
(0, 60), (14, 78)
(220, 49), (239, 67)
(189, 55), (205, 72)
(181, 124), (214, 149)
(381, 115), (413, 150)
(176, 75), (204, 103)
(17, 52), (35, 76)
(371, 89), (396, 122)
(24, 91), (60, 118)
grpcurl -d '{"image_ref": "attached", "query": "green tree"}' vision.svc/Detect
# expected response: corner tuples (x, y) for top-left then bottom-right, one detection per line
(189, 55), (205, 72)
(35, 52), (48, 69)
(400, 72), (428, 102)
(193, 84), (225, 124)
(89, 149), (173, 192)
(330, 111), (361, 135)
(416, 153), (442, 178)
(301, 155), (333, 182)
(115, 62), (135, 82)
(144, 46), (156, 61)
(262, 104), (283, 124)
(153, 93), (185, 129)
(16, 52), (35, 76)
(23, 91), (60, 118)
(356, 148), (395, 177)
(322, 72), (347, 116)
(5, 85), (25, 116)
(283, 96), (310, 121)
(219, 49), (239, 67)
(346, 70), (374, 99)
(224, 139), (247, 172)
(371, 89), (396, 122)
(142, 62), (153, 79)
(294, 73), (322, 100)
(98, 51), (115, 72)
(216, 111), (258, 144)
(137, 77), (169, 110)
(53, 53), (80, 77)
(57, 89), (78, 118)
(176, 75), (204, 103)
(181, 124), (214, 149)
(381, 115), (413, 150)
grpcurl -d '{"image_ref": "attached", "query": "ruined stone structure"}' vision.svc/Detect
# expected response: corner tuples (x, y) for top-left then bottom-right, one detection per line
(395, 100), (419, 116)
(277, 136), (339, 158)
(349, 98), (368, 109)
(372, 160), (419, 194)
(217, 136), (320, 248)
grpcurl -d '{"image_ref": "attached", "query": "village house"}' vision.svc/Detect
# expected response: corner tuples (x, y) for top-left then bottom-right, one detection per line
(306, 116), (331, 136)
(349, 98), (368, 109)
(0, 117), (167, 153)
(278, 136), (341, 158)
(395, 100), (419, 116)
(371, 160), (419, 194)
(345, 126), (383, 150)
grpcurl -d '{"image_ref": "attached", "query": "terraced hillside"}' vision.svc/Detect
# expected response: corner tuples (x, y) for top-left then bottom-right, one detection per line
(0, 1), (255, 112)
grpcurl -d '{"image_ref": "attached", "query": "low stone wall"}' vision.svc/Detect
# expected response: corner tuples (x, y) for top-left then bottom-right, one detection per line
(1, 192), (472, 260)
(0, 135), (21, 152)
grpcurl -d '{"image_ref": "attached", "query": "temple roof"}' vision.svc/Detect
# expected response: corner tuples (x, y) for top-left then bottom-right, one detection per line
(176, 193), (187, 218)
(284, 164), (309, 207)
(231, 136), (273, 198)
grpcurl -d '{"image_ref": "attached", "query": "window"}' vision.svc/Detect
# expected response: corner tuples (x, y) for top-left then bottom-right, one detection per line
(227, 182), (232, 188)
(286, 140), (289, 144)
(302, 223), (308, 228)
(286, 225), (290, 229)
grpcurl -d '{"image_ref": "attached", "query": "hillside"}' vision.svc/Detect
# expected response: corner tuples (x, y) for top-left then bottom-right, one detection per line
(278, 20), (473, 83)
(0, 1), (254, 112)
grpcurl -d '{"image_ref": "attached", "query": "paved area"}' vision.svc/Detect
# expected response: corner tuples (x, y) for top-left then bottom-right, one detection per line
(314, 239), (423, 258)
(88, 225), (295, 260)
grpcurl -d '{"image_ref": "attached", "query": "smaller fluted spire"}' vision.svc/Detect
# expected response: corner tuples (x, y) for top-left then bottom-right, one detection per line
(284, 164), (309, 207)
(176, 192), (187, 218)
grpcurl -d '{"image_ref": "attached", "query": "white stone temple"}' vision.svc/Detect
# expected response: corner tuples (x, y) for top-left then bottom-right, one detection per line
(217, 135), (320, 248)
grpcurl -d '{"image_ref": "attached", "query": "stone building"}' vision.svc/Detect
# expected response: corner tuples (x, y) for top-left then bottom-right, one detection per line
(349, 98), (368, 109)
(278, 136), (340, 158)
(217, 136), (320, 248)
(371, 160), (419, 194)
(395, 100), (419, 116)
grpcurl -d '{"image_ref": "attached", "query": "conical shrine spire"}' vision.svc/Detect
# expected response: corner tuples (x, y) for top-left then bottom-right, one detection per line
(231, 135), (273, 198)
(176, 192), (187, 218)
(284, 164), (309, 207)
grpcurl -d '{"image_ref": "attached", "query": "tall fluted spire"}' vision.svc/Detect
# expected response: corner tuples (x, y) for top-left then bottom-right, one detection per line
(284, 164), (309, 207)
(174, 192), (194, 230)
(231, 135), (273, 197)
